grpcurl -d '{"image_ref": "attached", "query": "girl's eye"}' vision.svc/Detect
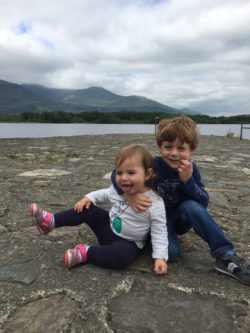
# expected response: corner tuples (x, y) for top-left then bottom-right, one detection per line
(116, 171), (122, 175)
(129, 171), (136, 175)
(178, 147), (185, 150)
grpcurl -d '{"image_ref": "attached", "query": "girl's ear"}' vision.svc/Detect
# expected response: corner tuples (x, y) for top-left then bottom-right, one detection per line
(145, 168), (153, 181)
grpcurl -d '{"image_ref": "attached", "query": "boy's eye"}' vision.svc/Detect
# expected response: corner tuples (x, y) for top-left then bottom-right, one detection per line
(116, 171), (122, 175)
(178, 147), (185, 150)
(129, 171), (136, 175)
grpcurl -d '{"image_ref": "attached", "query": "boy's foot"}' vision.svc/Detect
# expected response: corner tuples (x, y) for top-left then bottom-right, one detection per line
(215, 254), (250, 286)
(65, 244), (88, 269)
(30, 203), (53, 235)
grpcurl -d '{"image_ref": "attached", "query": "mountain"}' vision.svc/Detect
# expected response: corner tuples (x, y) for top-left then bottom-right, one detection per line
(0, 80), (51, 114)
(0, 79), (191, 115)
(21, 84), (179, 113)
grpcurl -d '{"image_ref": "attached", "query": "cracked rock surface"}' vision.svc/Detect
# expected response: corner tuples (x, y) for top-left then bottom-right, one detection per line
(0, 134), (249, 333)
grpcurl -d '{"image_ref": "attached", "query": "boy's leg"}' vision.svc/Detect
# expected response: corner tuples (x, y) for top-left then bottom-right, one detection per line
(175, 200), (250, 285)
(174, 200), (235, 257)
(166, 213), (182, 262)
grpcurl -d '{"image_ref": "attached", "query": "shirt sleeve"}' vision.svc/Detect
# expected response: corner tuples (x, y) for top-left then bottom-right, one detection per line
(183, 163), (209, 207)
(85, 186), (113, 205)
(149, 197), (168, 261)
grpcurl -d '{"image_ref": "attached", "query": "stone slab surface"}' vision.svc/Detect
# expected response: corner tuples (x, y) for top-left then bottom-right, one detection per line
(0, 134), (249, 333)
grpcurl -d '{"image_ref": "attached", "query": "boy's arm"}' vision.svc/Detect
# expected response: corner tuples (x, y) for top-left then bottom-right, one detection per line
(183, 163), (209, 207)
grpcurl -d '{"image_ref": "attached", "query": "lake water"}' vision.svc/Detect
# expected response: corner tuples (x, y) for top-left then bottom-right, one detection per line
(0, 123), (249, 140)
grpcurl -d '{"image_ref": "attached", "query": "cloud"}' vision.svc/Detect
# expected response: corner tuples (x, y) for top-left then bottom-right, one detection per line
(0, 0), (250, 116)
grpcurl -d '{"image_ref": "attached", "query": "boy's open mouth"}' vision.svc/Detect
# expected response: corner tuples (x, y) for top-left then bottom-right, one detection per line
(169, 159), (180, 164)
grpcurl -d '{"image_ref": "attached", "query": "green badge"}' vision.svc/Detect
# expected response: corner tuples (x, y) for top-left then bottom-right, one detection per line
(113, 217), (122, 233)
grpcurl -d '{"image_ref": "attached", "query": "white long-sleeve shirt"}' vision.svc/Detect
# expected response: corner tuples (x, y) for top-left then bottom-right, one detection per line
(86, 185), (168, 261)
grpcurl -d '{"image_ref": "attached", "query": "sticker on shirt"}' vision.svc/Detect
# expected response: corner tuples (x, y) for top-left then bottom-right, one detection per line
(113, 217), (122, 233)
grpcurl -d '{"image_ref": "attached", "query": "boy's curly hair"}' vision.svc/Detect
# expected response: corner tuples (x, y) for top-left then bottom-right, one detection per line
(156, 116), (198, 150)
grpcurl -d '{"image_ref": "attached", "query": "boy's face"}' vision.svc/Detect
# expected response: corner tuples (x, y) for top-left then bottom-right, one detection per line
(158, 138), (196, 171)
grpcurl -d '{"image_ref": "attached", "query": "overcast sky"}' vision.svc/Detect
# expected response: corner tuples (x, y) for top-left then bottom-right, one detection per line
(1, 0), (250, 116)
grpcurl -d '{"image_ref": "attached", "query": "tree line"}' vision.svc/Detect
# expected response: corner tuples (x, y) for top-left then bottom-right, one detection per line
(0, 110), (249, 124)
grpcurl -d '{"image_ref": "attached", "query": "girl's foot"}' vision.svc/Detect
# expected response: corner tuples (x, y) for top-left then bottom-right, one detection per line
(30, 203), (53, 235)
(65, 244), (88, 269)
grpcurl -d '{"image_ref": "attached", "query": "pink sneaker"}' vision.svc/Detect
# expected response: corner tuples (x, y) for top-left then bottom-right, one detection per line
(30, 203), (53, 235)
(65, 244), (88, 269)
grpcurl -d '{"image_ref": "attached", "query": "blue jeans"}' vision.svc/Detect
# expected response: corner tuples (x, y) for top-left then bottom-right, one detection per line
(168, 200), (235, 262)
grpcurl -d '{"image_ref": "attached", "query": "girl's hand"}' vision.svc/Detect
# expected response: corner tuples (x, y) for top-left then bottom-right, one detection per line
(124, 192), (152, 212)
(178, 160), (193, 183)
(74, 197), (92, 213)
(154, 258), (168, 275)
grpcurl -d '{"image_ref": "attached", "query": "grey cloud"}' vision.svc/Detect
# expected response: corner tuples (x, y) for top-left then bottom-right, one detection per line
(0, 0), (249, 115)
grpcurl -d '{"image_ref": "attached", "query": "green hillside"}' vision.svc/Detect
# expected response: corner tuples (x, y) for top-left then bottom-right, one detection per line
(0, 79), (182, 114)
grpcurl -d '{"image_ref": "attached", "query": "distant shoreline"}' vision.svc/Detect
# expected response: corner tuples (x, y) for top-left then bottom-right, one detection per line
(0, 123), (249, 140)
(0, 110), (250, 125)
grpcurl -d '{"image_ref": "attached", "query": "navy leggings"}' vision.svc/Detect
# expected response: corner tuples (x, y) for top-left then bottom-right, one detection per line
(54, 205), (139, 269)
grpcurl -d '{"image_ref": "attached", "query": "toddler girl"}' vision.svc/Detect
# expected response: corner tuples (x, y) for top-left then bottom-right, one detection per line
(31, 145), (168, 275)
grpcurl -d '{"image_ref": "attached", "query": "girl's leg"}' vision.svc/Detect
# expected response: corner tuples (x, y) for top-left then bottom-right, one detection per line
(56, 205), (139, 269)
(65, 238), (139, 269)
(87, 238), (139, 269)
(33, 203), (140, 269)
(31, 203), (54, 235)
(54, 205), (116, 245)
(31, 203), (114, 243)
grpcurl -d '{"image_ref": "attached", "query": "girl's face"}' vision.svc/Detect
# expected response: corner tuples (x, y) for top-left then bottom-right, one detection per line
(115, 156), (152, 195)
(158, 138), (196, 171)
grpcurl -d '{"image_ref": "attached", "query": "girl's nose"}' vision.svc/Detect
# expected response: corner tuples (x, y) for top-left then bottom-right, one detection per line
(121, 173), (128, 180)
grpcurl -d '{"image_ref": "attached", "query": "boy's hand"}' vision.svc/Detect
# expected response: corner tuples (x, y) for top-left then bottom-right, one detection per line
(154, 258), (168, 275)
(74, 197), (92, 213)
(124, 192), (152, 212)
(178, 160), (193, 183)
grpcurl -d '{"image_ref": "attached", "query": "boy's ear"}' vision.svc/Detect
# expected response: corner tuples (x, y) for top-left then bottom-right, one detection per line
(190, 145), (197, 155)
(145, 168), (153, 180)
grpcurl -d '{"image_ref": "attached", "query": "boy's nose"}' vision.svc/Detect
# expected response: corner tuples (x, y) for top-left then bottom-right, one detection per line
(170, 148), (178, 156)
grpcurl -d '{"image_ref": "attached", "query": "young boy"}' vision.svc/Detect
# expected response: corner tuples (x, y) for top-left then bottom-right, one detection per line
(111, 116), (250, 286)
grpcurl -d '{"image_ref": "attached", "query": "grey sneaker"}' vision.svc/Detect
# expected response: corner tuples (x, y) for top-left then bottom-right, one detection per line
(215, 254), (250, 286)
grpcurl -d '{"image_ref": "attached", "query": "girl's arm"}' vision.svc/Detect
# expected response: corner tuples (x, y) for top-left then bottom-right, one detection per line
(150, 196), (169, 271)
(154, 258), (168, 275)
(74, 186), (112, 213)
(74, 197), (92, 212)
